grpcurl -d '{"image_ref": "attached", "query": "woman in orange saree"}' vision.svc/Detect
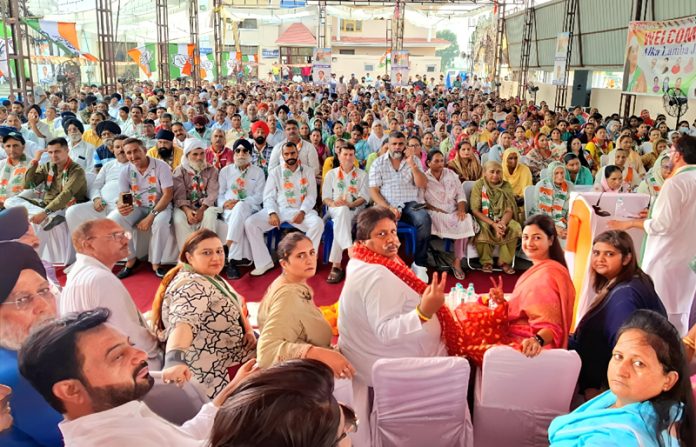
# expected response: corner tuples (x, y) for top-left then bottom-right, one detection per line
(440, 214), (576, 365)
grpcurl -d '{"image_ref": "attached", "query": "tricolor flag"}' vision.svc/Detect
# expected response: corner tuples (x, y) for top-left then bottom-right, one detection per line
(128, 44), (157, 78)
(379, 49), (391, 68)
(169, 43), (194, 78)
(24, 19), (97, 61)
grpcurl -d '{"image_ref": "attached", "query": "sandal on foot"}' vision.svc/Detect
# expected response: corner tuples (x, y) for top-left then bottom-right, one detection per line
(326, 267), (345, 284)
(501, 264), (516, 275)
(452, 267), (466, 280)
(482, 264), (493, 273)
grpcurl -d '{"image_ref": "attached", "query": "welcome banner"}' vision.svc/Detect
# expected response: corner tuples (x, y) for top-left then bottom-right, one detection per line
(622, 17), (696, 98)
(128, 44), (157, 78)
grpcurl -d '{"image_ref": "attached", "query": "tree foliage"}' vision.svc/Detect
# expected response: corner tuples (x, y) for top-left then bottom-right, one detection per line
(436, 30), (460, 70)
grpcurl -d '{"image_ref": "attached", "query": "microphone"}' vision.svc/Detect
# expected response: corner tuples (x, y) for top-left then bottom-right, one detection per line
(592, 192), (611, 217)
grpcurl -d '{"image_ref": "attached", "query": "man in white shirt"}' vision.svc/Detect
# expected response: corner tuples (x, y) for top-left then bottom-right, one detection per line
(64, 118), (97, 172)
(218, 139), (266, 279)
(268, 119), (320, 178)
(224, 113), (246, 143)
(322, 143), (369, 283)
(60, 219), (162, 368)
(265, 114), (284, 148)
(210, 109), (232, 133)
(18, 307), (256, 447)
(108, 138), (174, 278)
(66, 136), (128, 234)
(610, 135), (696, 335)
(244, 141), (323, 276)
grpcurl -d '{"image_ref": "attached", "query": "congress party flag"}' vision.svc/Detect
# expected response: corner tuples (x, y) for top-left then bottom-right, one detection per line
(24, 19), (97, 61)
(169, 43), (194, 78)
(128, 44), (157, 78)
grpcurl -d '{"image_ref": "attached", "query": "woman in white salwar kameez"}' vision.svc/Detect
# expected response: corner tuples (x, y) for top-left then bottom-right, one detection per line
(424, 150), (475, 279)
(338, 206), (448, 446)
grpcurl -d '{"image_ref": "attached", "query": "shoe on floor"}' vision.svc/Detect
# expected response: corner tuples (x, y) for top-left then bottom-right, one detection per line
(117, 265), (136, 279)
(226, 263), (241, 280)
(155, 266), (172, 278)
(250, 262), (274, 276)
(42, 214), (66, 231)
(326, 267), (345, 284)
(236, 258), (254, 267)
(411, 262), (429, 283)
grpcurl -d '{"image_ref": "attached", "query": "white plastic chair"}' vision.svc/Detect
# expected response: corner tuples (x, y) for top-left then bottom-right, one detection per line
(473, 346), (581, 447)
(143, 371), (210, 425)
(524, 185), (537, 220)
(370, 357), (473, 447)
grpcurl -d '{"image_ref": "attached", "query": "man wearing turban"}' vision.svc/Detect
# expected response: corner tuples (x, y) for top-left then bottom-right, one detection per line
(146, 129), (184, 170)
(64, 117), (97, 172)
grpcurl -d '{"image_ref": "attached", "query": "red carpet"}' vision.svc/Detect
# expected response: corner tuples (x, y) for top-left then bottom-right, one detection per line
(57, 259), (522, 313)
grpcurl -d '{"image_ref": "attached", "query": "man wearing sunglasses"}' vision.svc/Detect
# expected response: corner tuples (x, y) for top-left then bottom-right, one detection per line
(60, 218), (162, 369)
(0, 241), (62, 446)
(218, 139), (266, 279)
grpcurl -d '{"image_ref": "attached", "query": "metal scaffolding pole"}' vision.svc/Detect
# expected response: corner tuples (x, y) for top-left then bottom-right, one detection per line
(385, 18), (392, 76)
(95, 0), (117, 92)
(156, 0), (170, 87)
(392, 0), (405, 54)
(492, 1), (506, 94)
(189, 0), (200, 86)
(212, 0), (223, 82)
(317, 1), (327, 48)
(553, 0), (578, 110)
(2, 0), (33, 103)
(517, 0), (535, 99)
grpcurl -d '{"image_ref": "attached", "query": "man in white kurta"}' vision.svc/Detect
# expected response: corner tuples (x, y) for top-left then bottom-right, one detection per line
(60, 219), (162, 368)
(108, 138), (174, 278)
(244, 141), (323, 275)
(322, 144), (369, 282)
(611, 135), (696, 335)
(64, 118), (97, 173)
(65, 137), (127, 233)
(267, 119), (321, 178)
(218, 139), (265, 279)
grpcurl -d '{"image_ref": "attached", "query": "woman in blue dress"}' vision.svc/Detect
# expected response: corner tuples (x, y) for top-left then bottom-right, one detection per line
(550, 310), (695, 447)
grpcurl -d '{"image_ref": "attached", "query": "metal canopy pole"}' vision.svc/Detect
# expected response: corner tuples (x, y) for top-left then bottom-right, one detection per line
(156, 0), (170, 88)
(95, 0), (117, 93)
(492, 1), (506, 95)
(317, 1), (327, 48)
(554, 0), (578, 110)
(517, 0), (534, 99)
(3, 0), (33, 103)
(385, 18), (392, 76)
(212, 0), (223, 82)
(189, 0), (201, 86)
(392, 0), (405, 55)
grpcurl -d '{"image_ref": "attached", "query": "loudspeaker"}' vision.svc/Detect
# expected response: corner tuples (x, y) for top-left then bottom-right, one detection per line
(570, 70), (592, 107)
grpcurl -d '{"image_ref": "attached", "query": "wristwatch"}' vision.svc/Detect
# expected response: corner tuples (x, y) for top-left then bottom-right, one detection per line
(150, 209), (160, 216)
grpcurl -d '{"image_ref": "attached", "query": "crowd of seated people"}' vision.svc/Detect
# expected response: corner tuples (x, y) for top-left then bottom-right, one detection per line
(1, 74), (696, 446)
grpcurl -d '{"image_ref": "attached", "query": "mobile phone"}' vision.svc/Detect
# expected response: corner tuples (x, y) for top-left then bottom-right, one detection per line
(412, 203), (427, 211)
(121, 192), (134, 206)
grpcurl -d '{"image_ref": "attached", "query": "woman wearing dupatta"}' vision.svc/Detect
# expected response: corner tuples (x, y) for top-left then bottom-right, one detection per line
(564, 153), (594, 185)
(447, 139), (482, 182)
(534, 161), (572, 239)
(638, 151), (671, 201)
(470, 160), (522, 274)
(445, 215), (575, 365)
(152, 229), (256, 398)
(502, 148), (533, 205)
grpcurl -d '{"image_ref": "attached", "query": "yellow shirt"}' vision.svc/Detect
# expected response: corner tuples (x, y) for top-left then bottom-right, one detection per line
(82, 129), (102, 147)
(146, 145), (184, 170)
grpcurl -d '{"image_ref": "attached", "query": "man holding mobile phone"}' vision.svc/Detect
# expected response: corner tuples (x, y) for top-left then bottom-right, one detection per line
(109, 138), (174, 278)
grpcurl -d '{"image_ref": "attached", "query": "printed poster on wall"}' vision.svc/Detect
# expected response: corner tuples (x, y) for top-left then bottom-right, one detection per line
(312, 48), (331, 84)
(623, 17), (696, 98)
(390, 50), (409, 86)
(552, 32), (570, 86)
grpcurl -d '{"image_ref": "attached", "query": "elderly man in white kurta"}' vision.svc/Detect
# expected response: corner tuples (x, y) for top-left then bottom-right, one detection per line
(171, 139), (220, 252)
(611, 135), (696, 335)
(63, 118), (97, 173)
(338, 206), (447, 446)
(244, 141), (323, 276)
(218, 138), (265, 279)
(267, 119), (321, 178)
(60, 219), (162, 369)
(322, 143), (369, 283)
(108, 137), (173, 279)
(65, 136), (128, 233)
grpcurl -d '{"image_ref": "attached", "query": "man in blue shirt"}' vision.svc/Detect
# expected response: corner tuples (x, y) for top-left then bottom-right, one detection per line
(0, 241), (62, 446)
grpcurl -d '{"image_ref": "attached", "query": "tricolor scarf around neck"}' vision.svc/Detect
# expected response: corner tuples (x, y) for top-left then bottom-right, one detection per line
(283, 163), (308, 207)
(43, 158), (76, 206)
(350, 243), (455, 349)
(336, 167), (359, 200)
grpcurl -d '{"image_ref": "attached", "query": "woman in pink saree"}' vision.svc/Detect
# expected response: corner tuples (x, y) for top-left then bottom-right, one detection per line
(440, 214), (576, 364)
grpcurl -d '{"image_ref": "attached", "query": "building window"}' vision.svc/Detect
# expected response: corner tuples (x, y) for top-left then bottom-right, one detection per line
(280, 46), (314, 65)
(239, 19), (258, 29)
(364, 64), (374, 72)
(341, 20), (362, 32)
(426, 65), (436, 73)
(339, 49), (355, 55)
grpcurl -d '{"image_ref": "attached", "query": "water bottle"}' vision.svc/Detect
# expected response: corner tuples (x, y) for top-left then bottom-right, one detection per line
(615, 197), (625, 218)
(455, 283), (465, 305)
(466, 283), (476, 303)
(448, 287), (457, 309)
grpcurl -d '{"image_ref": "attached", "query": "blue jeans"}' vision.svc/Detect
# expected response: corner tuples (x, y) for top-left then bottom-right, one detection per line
(400, 201), (432, 266)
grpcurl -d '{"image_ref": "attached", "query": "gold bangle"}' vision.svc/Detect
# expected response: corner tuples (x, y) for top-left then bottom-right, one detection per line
(683, 337), (695, 350)
(416, 305), (431, 322)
